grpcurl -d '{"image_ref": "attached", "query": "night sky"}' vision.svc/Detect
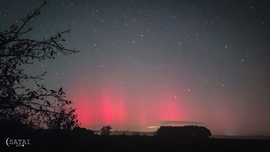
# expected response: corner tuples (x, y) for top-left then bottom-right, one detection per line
(1, 0), (270, 135)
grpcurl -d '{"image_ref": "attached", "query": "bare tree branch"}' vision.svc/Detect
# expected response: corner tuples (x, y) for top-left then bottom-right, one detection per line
(0, 1), (80, 130)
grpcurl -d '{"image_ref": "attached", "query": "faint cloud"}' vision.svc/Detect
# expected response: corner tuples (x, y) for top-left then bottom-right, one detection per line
(159, 121), (204, 125)
(147, 126), (160, 129)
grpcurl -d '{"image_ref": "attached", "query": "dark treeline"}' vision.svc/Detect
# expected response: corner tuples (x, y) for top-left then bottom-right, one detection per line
(1, 126), (270, 152)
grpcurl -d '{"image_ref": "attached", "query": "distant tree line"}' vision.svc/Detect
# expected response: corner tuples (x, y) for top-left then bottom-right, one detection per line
(155, 125), (212, 138)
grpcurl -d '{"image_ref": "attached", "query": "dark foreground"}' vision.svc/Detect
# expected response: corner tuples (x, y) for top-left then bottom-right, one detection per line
(1, 131), (270, 152)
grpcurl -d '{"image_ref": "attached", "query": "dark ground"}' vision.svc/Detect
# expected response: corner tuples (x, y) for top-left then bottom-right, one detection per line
(1, 131), (270, 152)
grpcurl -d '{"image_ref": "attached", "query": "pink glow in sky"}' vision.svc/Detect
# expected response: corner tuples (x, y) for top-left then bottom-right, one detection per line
(68, 74), (270, 135)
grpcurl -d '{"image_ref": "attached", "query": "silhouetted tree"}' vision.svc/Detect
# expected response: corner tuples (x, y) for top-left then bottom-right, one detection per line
(100, 126), (112, 135)
(0, 0), (80, 130)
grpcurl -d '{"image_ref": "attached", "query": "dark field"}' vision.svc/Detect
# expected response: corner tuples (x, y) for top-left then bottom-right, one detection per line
(3, 133), (270, 152)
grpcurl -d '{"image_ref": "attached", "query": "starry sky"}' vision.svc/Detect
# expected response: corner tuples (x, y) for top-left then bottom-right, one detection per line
(1, 0), (270, 135)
